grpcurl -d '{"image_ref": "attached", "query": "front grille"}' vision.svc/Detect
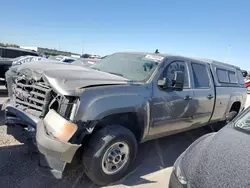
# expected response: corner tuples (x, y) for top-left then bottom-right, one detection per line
(13, 78), (52, 117)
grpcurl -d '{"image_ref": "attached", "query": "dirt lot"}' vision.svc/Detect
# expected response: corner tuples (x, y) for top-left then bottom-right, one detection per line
(0, 86), (213, 188)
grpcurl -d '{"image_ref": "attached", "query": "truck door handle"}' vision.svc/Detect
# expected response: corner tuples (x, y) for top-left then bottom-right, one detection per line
(207, 94), (214, 100)
(184, 95), (192, 100)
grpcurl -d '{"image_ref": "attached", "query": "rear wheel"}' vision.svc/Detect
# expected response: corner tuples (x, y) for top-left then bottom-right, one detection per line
(82, 125), (137, 186)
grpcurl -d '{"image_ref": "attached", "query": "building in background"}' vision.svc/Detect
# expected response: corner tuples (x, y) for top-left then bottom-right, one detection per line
(20, 46), (81, 58)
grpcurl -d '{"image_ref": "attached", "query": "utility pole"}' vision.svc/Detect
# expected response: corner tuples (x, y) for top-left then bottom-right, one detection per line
(81, 40), (84, 56)
(227, 45), (231, 64)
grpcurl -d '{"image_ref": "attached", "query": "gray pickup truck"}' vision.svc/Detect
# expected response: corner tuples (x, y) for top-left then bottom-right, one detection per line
(3, 52), (247, 186)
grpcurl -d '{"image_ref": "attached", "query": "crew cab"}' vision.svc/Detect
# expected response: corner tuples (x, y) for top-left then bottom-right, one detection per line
(2, 52), (247, 186)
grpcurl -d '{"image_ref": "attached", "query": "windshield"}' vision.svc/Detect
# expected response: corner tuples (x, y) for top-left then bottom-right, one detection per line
(90, 52), (163, 81)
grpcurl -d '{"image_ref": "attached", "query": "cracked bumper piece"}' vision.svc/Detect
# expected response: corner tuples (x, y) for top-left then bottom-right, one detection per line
(36, 120), (81, 178)
(3, 99), (40, 127)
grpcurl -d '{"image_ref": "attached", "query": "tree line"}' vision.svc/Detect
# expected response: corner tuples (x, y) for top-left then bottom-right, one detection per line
(0, 42), (102, 58)
(0, 42), (20, 48)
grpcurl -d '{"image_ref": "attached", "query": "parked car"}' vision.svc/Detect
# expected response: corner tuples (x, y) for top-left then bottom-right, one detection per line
(169, 106), (250, 188)
(71, 58), (101, 67)
(0, 47), (39, 79)
(11, 55), (46, 66)
(242, 70), (250, 91)
(2, 52), (246, 186)
(246, 80), (250, 91)
(48, 55), (78, 63)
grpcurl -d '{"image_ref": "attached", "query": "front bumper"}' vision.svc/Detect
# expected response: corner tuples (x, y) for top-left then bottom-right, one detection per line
(3, 99), (81, 179)
(36, 120), (81, 163)
(36, 120), (81, 178)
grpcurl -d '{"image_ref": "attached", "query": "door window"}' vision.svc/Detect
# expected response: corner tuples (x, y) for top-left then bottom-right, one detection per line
(20, 51), (38, 56)
(161, 61), (189, 88)
(191, 63), (210, 88)
(1, 48), (6, 57)
(5, 49), (21, 58)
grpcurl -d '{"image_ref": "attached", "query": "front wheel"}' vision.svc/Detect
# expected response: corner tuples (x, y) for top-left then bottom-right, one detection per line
(82, 125), (138, 186)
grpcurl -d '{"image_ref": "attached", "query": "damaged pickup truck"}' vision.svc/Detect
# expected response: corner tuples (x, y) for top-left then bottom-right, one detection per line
(2, 52), (247, 186)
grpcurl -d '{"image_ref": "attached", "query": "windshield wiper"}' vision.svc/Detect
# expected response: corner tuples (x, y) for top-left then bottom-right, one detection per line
(91, 68), (125, 78)
(91, 67), (100, 71)
(107, 72), (125, 77)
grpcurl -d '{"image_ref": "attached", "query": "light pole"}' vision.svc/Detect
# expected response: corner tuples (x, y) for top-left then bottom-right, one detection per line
(81, 40), (84, 56)
(227, 45), (231, 64)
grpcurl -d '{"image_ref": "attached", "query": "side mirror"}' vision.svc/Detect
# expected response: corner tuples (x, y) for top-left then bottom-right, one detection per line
(157, 77), (168, 89)
(172, 71), (184, 91)
(157, 71), (184, 91)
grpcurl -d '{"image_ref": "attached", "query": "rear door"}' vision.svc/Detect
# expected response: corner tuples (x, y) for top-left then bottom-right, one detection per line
(190, 61), (215, 126)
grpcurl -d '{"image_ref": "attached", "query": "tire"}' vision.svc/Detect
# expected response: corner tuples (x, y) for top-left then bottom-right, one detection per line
(82, 125), (138, 186)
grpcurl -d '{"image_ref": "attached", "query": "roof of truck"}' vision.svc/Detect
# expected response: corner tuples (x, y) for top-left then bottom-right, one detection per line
(191, 57), (241, 70)
(116, 52), (241, 70)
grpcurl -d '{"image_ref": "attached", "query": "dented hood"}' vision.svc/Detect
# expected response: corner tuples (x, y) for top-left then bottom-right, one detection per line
(17, 60), (129, 96)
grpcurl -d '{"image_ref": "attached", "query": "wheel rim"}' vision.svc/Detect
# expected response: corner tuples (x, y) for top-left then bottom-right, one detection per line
(101, 142), (130, 175)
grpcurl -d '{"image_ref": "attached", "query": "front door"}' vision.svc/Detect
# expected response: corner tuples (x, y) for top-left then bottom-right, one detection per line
(149, 59), (196, 138)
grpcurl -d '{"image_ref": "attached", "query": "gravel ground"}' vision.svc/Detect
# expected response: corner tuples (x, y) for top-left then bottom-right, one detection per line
(0, 88), (214, 188)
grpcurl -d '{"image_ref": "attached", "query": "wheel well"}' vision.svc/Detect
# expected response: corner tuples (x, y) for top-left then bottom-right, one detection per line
(230, 101), (241, 113)
(93, 113), (142, 142)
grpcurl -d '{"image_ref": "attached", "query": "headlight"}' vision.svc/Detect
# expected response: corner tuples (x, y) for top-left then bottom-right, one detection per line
(173, 155), (187, 185)
(44, 109), (78, 142)
(174, 166), (187, 185)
